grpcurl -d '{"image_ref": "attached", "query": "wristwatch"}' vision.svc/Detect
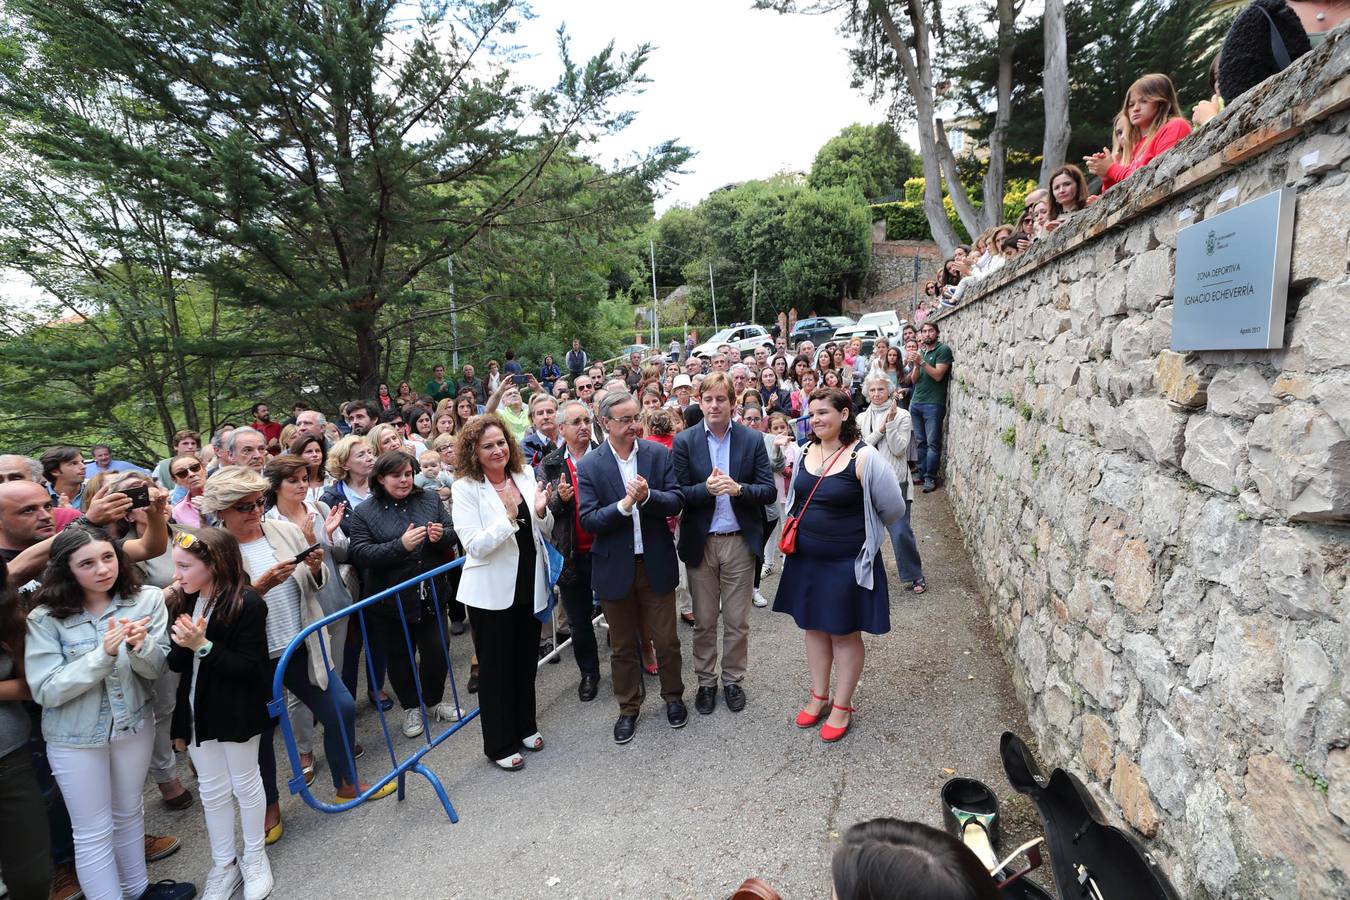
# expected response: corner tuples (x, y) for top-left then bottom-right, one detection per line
(194, 641), (213, 659)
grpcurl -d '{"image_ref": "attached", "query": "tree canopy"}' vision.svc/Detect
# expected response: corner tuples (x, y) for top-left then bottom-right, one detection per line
(649, 176), (871, 324)
(808, 122), (920, 200)
(0, 0), (686, 455)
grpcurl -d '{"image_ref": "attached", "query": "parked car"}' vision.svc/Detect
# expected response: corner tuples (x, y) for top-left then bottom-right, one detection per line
(791, 315), (853, 348)
(821, 325), (883, 363)
(854, 310), (903, 340)
(690, 323), (775, 360)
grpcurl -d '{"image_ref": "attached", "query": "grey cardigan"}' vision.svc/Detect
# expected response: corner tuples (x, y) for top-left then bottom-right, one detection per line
(782, 442), (906, 591)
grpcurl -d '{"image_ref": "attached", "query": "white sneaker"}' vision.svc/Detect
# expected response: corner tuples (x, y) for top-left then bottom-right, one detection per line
(240, 850), (274, 900)
(434, 702), (463, 722)
(760, 563), (774, 578)
(753, 589), (768, 608)
(201, 862), (243, 900)
(402, 708), (424, 738)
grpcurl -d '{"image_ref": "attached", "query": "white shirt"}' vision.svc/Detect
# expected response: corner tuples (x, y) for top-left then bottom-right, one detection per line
(608, 439), (644, 554)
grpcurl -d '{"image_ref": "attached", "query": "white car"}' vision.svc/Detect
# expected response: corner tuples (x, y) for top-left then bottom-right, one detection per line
(691, 323), (776, 360)
(853, 310), (904, 339)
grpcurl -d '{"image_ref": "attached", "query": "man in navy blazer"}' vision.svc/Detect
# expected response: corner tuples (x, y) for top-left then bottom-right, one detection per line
(671, 372), (775, 717)
(577, 391), (688, 745)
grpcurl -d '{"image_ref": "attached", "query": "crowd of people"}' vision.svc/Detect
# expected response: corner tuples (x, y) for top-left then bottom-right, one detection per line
(915, 71), (1203, 320)
(0, 323), (956, 900)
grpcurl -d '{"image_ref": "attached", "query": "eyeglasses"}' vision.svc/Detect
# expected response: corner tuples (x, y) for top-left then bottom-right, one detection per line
(742, 415), (763, 423)
(575, 383), (593, 391)
(172, 531), (199, 550)
(172, 462), (203, 478)
(229, 498), (266, 513)
(564, 417), (592, 427)
(607, 415), (639, 426)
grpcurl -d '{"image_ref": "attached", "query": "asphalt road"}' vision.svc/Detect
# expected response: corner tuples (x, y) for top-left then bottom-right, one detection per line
(139, 489), (1042, 899)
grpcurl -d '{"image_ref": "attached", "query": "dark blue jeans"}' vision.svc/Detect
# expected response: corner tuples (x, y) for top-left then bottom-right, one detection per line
(910, 402), (947, 482)
(260, 648), (358, 803)
(886, 502), (924, 584)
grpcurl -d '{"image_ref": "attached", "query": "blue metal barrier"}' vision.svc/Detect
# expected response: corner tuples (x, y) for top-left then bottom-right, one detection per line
(267, 557), (473, 824)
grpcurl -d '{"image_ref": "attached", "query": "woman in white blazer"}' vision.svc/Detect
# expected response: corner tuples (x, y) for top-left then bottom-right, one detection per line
(451, 414), (554, 771)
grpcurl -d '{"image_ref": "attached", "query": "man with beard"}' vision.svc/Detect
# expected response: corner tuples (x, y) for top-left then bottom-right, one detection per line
(251, 401), (283, 452)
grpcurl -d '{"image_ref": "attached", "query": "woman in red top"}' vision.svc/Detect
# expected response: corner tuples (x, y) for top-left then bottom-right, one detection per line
(1086, 74), (1191, 190)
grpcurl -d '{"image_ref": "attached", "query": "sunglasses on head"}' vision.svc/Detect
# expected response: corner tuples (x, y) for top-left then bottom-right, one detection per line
(172, 530), (200, 550)
(172, 462), (203, 478)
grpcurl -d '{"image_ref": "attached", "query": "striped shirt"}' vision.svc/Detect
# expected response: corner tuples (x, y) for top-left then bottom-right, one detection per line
(239, 537), (302, 656)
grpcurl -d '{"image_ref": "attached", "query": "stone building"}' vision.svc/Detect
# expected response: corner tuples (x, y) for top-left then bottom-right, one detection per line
(930, 29), (1350, 899)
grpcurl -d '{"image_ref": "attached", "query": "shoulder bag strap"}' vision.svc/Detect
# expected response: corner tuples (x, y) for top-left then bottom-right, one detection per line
(795, 443), (849, 521)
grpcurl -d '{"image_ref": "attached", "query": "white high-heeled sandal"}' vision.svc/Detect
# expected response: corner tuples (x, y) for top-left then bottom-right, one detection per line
(494, 753), (524, 771)
(521, 732), (544, 752)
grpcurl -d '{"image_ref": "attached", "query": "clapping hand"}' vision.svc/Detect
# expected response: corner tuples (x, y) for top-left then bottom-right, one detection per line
(535, 481), (552, 518)
(426, 521), (444, 543)
(170, 614), (208, 652)
(102, 618), (127, 657)
(705, 466), (738, 497)
(323, 502), (346, 540)
(400, 522), (428, 551)
(1083, 148), (1111, 177)
(120, 616), (152, 652)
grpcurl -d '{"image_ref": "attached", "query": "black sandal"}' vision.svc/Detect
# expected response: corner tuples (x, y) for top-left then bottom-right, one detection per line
(912, 579), (928, 594)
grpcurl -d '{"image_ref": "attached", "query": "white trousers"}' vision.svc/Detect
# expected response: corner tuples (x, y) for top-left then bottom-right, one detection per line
(47, 718), (155, 900)
(187, 736), (266, 866)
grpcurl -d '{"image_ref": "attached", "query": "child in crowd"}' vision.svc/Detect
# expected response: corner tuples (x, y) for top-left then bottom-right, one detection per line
(166, 528), (274, 900)
(1086, 74), (1191, 190)
(25, 526), (195, 900)
(415, 449), (454, 503)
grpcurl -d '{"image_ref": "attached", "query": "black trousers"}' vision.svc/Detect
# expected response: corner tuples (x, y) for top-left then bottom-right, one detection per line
(0, 746), (51, 900)
(558, 552), (600, 677)
(369, 601), (449, 710)
(467, 595), (541, 760)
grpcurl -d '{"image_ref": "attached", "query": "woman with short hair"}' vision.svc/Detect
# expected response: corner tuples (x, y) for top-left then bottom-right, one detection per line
(318, 437), (391, 711)
(346, 452), (460, 740)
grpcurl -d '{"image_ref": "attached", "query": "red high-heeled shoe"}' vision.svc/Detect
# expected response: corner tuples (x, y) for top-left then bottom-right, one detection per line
(795, 691), (830, 728)
(820, 704), (855, 742)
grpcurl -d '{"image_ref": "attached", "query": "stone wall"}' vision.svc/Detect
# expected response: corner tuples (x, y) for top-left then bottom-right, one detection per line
(932, 29), (1350, 899)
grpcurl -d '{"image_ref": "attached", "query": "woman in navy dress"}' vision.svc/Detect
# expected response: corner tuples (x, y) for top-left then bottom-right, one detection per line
(773, 387), (906, 742)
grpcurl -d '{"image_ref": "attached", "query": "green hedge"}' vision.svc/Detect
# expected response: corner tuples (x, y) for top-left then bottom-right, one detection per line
(873, 199), (973, 243)
(873, 177), (1042, 245)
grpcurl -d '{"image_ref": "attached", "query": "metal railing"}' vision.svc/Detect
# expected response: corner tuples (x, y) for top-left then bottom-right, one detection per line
(268, 555), (602, 824)
(268, 558), (472, 823)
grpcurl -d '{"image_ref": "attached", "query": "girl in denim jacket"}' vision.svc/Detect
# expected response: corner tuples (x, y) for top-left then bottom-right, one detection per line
(24, 526), (194, 900)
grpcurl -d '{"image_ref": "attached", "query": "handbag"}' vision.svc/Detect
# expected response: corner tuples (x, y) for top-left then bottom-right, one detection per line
(778, 444), (848, 556)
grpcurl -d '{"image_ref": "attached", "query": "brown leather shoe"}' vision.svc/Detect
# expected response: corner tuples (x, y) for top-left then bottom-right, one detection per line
(144, 833), (181, 862)
(160, 786), (194, 811)
(49, 862), (84, 900)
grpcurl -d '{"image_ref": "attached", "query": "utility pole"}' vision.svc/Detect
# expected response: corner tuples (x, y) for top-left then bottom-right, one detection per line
(751, 269), (758, 325)
(709, 262), (718, 330)
(911, 254), (921, 325)
(650, 240), (659, 347)
(449, 255), (458, 370)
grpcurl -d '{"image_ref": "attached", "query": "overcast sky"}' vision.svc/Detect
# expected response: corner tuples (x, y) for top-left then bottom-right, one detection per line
(509, 0), (890, 211)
